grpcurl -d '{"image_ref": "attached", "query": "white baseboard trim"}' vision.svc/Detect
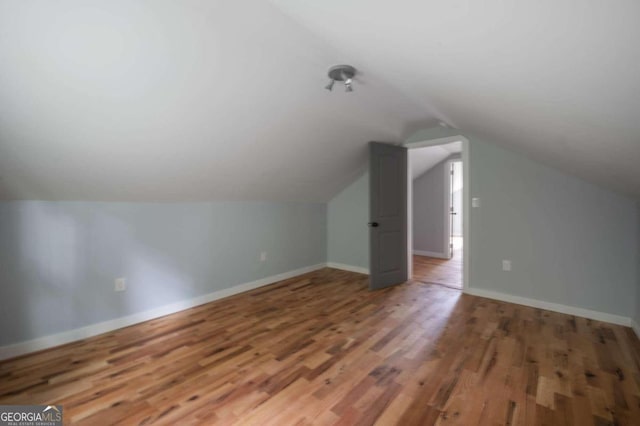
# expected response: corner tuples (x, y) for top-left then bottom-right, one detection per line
(326, 262), (370, 275)
(632, 320), (640, 340)
(413, 250), (448, 259)
(464, 287), (631, 327)
(0, 263), (326, 361)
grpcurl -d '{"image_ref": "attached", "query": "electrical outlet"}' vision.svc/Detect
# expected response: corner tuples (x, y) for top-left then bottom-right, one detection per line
(472, 197), (481, 208)
(114, 278), (127, 292)
(260, 251), (267, 262)
(502, 260), (512, 272)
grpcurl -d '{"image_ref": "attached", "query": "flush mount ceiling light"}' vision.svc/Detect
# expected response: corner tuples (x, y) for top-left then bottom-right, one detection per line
(325, 64), (357, 92)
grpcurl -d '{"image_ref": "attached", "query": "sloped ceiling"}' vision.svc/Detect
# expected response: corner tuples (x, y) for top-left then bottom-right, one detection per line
(1, 1), (639, 202)
(410, 142), (461, 180)
(271, 0), (640, 199)
(0, 0), (432, 202)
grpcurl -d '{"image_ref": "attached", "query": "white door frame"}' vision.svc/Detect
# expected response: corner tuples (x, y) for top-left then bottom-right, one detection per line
(448, 159), (463, 252)
(444, 159), (454, 260)
(404, 136), (470, 291)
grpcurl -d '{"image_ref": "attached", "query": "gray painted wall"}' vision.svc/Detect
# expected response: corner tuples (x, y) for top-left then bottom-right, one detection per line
(327, 135), (639, 318)
(0, 201), (326, 345)
(412, 160), (447, 254)
(468, 137), (637, 317)
(327, 173), (369, 270)
(635, 203), (640, 327)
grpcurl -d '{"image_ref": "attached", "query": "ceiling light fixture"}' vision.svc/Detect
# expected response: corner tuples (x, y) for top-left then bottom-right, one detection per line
(325, 65), (356, 93)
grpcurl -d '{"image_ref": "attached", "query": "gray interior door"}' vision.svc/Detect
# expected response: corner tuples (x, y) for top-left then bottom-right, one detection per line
(369, 141), (408, 290)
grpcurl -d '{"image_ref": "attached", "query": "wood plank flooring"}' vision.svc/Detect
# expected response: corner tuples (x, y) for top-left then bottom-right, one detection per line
(1, 268), (640, 425)
(412, 255), (462, 289)
(413, 237), (463, 289)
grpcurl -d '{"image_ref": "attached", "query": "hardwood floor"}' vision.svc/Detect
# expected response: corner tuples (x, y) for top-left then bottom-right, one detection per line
(413, 237), (463, 289)
(1, 268), (640, 425)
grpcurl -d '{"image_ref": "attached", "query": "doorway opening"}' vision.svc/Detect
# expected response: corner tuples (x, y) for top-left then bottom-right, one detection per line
(408, 142), (464, 289)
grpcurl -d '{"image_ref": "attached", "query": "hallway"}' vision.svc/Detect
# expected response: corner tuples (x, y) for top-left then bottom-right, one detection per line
(412, 236), (462, 289)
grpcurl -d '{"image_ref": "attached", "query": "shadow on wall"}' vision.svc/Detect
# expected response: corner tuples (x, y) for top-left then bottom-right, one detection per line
(0, 202), (192, 346)
(0, 201), (326, 346)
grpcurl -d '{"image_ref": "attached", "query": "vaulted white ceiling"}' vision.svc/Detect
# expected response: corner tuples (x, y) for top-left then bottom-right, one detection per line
(1, 1), (639, 202)
(272, 0), (640, 199)
(0, 0), (431, 202)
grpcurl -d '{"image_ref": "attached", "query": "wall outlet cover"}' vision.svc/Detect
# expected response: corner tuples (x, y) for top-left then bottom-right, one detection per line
(115, 278), (127, 292)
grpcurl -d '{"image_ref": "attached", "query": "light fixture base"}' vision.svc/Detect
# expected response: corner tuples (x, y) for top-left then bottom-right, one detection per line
(327, 65), (356, 82)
